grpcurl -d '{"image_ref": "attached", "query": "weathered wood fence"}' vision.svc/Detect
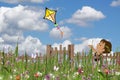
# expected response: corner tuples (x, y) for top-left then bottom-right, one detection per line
(46, 44), (120, 67)
(46, 44), (74, 60)
(0, 44), (120, 68)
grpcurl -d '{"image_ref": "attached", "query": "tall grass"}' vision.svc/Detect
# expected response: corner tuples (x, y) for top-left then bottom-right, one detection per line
(0, 46), (120, 80)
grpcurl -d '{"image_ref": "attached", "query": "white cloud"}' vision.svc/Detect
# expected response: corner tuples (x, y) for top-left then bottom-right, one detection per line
(0, 5), (49, 55)
(110, 0), (120, 7)
(74, 37), (88, 42)
(0, 37), (113, 56)
(0, 36), (46, 55)
(74, 38), (103, 53)
(51, 38), (102, 53)
(31, 0), (49, 3)
(74, 38), (114, 54)
(0, 0), (49, 3)
(0, 37), (4, 43)
(0, 5), (48, 33)
(66, 6), (105, 26)
(52, 40), (72, 50)
(2, 34), (24, 44)
(50, 26), (72, 39)
(0, 5), (49, 49)
(18, 36), (46, 55)
(51, 38), (103, 53)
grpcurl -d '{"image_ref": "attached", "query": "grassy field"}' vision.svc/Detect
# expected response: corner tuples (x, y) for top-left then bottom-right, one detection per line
(0, 46), (120, 80)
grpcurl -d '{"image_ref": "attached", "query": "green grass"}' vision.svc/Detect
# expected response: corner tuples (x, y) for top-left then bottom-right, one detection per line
(0, 49), (120, 80)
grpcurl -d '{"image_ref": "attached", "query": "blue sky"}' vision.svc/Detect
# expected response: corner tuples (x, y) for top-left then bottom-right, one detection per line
(0, 0), (120, 54)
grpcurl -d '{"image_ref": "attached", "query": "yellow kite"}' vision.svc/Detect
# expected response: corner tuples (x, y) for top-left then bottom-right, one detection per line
(43, 8), (57, 24)
(43, 7), (64, 38)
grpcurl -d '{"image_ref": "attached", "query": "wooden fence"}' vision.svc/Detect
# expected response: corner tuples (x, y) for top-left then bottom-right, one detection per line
(0, 44), (120, 69)
(46, 44), (120, 67)
(46, 44), (74, 60)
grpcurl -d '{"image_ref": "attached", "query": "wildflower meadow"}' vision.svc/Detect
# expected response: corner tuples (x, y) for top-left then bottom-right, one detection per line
(0, 44), (120, 80)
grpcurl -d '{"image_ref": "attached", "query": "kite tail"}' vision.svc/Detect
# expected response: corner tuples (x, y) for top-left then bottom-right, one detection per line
(54, 23), (64, 38)
(59, 29), (64, 38)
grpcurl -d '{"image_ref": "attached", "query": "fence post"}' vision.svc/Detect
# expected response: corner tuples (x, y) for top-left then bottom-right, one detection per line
(68, 44), (74, 69)
(46, 45), (52, 58)
(68, 44), (74, 60)
(63, 47), (66, 62)
(59, 45), (63, 62)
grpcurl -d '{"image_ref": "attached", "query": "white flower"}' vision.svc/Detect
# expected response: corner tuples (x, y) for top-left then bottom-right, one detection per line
(53, 66), (59, 71)
(10, 75), (13, 79)
(0, 76), (3, 80)
(97, 69), (101, 72)
(44, 78), (46, 80)
(31, 53), (37, 59)
(73, 75), (75, 78)
(28, 60), (30, 62)
(37, 72), (42, 76)
(49, 73), (55, 79)
(49, 73), (53, 77)
(25, 74), (29, 79)
(0, 62), (3, 65)
(52, 75), (55, 79)
(78, 64), (82, 68)
(74, 72), (79, 76)
(13, 69), (17, 73)
(115, 72), (120, 75)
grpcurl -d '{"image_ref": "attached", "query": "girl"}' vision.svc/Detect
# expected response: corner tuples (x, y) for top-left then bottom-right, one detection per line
(89, 39), (112, 61)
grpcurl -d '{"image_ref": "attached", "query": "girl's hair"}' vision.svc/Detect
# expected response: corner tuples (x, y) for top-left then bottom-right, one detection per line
(100, 39), (112, 53)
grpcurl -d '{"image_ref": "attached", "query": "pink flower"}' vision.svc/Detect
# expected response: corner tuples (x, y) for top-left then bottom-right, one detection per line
(104, 69), (109, 75)
(78, 68), (83, 74)
(34, 73), (39, 78)
(34, 72), (42, 78)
